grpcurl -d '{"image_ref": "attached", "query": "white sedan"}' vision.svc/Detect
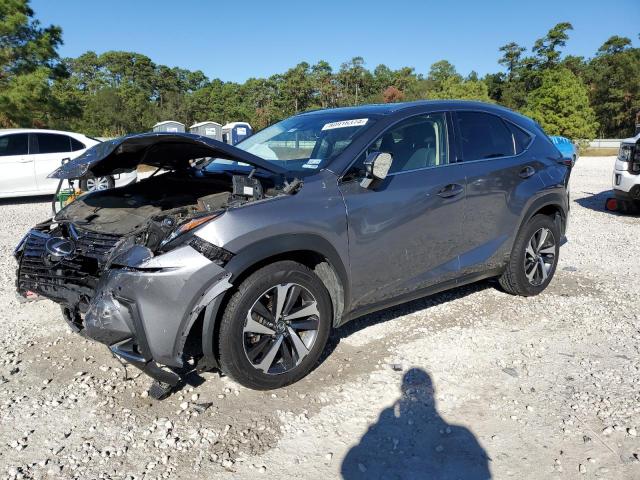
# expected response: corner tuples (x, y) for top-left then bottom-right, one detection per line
(0, 129), (137, 199)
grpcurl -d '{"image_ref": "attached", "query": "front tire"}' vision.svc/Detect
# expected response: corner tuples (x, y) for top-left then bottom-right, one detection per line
(499, 214), (560, 296)
(218, 261), (332, 390)
(80, 175), (115, 192)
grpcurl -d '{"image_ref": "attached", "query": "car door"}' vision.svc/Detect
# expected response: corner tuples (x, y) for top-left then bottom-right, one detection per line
(338, 112), (467, 311)
(452, 110), (543, 276)
(0, 133), (36, 195)
(32, 133), (78, 194)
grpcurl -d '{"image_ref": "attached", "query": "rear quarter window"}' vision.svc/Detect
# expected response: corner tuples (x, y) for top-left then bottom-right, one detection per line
(506, 122), (533, 154)
(70, 138), (86, 151)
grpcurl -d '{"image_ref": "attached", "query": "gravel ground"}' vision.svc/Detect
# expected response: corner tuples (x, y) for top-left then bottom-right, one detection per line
(0, 156), (638, 479)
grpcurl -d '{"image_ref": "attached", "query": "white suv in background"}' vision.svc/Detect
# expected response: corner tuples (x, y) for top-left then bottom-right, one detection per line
(0, 129), (137, 199)
(613, 133), (640, 209)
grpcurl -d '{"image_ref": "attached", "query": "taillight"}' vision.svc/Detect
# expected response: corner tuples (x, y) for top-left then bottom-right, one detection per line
(560, 158), (574, 168)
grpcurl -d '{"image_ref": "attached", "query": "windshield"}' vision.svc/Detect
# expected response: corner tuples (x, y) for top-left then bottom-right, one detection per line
(205, 113), (375, 174)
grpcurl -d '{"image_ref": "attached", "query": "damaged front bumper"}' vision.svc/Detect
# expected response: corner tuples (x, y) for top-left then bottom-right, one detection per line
(16, 228), (233, 387)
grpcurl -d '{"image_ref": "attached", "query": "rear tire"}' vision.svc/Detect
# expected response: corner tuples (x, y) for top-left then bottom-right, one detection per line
(499, 214), (560, 296)
(218, 261), (332, 390)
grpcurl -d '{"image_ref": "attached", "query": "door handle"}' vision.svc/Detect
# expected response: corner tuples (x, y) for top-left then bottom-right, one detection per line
(18, 158), (33, 163)
(519, 166), (536, 179)
(437, 183), (464, 198)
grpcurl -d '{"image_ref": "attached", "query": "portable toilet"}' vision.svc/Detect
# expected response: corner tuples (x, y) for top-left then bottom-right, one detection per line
(152, 120), (185, 133)
(222, 122), (253, 145)
(189, 121), (223, 141)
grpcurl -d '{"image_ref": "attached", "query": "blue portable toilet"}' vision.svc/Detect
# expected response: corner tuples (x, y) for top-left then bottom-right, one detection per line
(152, 120), (185, 133)
(222, 122), (253, 145)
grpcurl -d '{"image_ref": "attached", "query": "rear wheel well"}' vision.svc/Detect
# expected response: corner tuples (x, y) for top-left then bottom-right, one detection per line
(529, 204), (565, 234)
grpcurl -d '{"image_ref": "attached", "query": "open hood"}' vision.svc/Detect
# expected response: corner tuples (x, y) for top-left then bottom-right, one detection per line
(48, 132), (288, 179)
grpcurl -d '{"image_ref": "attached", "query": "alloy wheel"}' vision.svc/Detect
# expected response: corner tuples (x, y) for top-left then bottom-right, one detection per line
(243, 282), (320, 375)
(86, 176), (111, 191)
(523, 227), (556, 286)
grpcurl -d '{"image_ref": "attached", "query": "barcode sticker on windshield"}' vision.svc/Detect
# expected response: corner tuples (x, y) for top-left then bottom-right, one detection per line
(321, 118), (368, 131)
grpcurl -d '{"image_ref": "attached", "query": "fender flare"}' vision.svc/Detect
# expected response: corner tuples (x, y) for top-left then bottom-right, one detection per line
(514, 191), (568, 242)
(199, 233), (350, 370)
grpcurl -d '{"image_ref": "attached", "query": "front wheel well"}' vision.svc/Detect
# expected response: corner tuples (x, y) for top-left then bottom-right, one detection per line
(201, 250), (346, 368)
(228, 251), (345, 316)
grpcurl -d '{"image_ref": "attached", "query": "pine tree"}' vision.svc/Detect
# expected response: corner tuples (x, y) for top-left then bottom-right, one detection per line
(0, 0), (63, 127)
(523, 67), (597, 139)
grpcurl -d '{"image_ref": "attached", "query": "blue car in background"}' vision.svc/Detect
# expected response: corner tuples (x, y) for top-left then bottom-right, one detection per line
(550, 136), (578, 163)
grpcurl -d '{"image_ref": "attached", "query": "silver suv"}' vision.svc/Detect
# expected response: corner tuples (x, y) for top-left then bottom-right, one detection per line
(15, 101), (570, 397)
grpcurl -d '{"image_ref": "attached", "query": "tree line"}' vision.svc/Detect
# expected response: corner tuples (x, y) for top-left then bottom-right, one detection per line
(1, 0), (639, 139)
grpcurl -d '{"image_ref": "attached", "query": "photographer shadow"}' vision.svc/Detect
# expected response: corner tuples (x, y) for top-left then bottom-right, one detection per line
(341, 368), (491, 480)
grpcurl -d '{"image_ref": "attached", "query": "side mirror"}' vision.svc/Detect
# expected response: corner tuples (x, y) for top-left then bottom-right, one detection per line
(360, 152), (393, 189)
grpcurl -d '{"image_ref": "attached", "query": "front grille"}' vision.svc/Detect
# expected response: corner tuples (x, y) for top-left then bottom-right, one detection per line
(17, 226), (123, 305)
(69, 225), (123, 263)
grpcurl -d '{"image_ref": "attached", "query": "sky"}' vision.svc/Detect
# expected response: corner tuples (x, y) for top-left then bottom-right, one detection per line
(32, 0), (640, 82)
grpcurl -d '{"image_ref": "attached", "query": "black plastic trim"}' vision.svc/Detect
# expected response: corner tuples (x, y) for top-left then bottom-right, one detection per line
(518, 193), (569, 238)
(224, 233), (350, 308)
(110, 340), (181, 386)
(199, 294), (226, 371)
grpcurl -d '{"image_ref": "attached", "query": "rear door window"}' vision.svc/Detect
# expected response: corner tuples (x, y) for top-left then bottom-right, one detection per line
(455, 111), (515, 161)
(36, 133), (72, 154)
(0, 133), (29, 156)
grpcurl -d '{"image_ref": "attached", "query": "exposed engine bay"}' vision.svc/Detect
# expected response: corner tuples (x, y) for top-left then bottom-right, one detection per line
(56, 170), (277, 237)
(15, 169), (300, 312)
